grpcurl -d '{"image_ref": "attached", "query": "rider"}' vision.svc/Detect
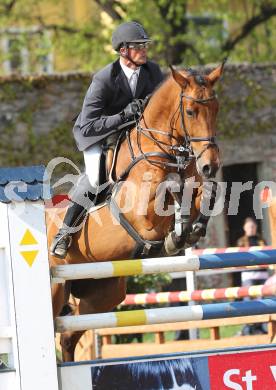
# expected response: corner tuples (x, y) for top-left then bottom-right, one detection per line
(50, 21), (164, 258)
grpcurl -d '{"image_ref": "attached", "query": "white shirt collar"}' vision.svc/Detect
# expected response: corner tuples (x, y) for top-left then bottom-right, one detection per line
(119, 58), (140, 81)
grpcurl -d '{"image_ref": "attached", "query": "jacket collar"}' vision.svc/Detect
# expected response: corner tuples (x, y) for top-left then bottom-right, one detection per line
(134, 65), (149, 98)
(112, 59), (149, 99)
(113, 59), (132, 99)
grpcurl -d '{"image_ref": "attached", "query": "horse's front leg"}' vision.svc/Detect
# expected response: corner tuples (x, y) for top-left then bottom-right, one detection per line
(185, 180), (218, 245)
(163, 174), (193, 255)
(164, 180), (217, 254)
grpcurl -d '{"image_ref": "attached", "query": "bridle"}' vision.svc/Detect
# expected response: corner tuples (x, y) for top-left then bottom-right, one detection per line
(131, 89), (219, 172)
(110, 89), (219, 182)
(178, 91), (219, 162)
(108, 88), (219, 257)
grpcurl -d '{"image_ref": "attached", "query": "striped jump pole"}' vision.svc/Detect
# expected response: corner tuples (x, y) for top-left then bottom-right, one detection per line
(192, 245), (273, 255)
(55, 297), (276, 332)
(51, 249), (276, 282)
(122, 284), (276, 305)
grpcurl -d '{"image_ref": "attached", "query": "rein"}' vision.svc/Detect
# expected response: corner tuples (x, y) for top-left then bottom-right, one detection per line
(108, 89), (218, 257)
(126, 90), (219, 172)
(111, 90), (219, 181)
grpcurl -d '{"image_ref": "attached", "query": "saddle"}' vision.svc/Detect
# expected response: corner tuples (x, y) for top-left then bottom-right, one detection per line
(103, 95), (151, 186)
(84, 96), (151, 205)
(93, 120), (136, 205)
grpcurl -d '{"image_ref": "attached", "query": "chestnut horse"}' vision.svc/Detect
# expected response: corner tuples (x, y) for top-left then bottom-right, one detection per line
(47, 62), (225, 361)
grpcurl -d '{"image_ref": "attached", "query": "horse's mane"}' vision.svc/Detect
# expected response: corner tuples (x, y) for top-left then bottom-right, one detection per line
(151, 73), (171, 97)
(151, 66), (208, 101)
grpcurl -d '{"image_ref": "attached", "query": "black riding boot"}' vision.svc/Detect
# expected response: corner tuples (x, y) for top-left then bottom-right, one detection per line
(50, 174), (95, 258)
(50, 202), (88, 258)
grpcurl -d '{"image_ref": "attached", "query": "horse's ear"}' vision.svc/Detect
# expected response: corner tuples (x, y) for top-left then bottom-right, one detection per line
(207, 57), (227, 86)
(169, 65), (189, 88)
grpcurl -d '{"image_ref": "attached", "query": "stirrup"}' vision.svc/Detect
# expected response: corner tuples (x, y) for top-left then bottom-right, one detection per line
(50, 232), (72, 259)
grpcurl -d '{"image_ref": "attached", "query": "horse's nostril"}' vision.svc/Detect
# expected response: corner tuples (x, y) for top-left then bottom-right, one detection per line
(202, 164), (212, 177)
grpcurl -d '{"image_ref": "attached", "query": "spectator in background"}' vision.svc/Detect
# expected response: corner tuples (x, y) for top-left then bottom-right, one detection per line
(237, 217), (268, 335)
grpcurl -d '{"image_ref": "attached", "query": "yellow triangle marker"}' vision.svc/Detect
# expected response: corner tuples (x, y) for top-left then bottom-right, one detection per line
(20, 229), (38, 246)
(20, 250), (39, 267)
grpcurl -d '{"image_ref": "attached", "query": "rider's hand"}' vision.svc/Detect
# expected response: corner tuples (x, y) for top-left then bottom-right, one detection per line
(120, 100), (143, 122)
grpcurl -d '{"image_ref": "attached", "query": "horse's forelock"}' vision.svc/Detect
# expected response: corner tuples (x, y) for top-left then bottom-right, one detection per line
(183, 68), (207, 87)
(194, 74), (207, 86)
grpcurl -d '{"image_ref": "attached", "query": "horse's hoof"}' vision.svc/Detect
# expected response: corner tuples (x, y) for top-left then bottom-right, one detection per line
(186, 223), (206, 245)
(186, 234), (200, 245)
(164, 232), (181, 256)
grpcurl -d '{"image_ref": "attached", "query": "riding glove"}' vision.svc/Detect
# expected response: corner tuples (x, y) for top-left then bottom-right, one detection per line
(120, 99), (143, 122)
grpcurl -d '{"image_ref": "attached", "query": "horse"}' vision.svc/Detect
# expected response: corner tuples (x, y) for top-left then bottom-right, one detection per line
(47, 61), (225, 361)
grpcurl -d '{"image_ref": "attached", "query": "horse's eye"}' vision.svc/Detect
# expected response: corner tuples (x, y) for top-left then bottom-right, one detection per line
(186, 109), (194, 117)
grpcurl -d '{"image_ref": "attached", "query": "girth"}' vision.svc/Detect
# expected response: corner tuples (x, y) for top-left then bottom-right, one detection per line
(108, 194), (164, 258)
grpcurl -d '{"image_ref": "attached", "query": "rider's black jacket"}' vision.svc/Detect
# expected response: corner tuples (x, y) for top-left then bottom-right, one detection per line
(73, 59), (164, 151)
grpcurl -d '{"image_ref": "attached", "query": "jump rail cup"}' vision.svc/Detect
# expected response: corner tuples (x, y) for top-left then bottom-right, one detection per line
(55, 298), (276, 333)
(51, 249), (276, 282)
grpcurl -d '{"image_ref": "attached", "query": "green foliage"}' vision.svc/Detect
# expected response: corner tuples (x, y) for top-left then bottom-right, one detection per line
(115, 273), (171, 316)
(216, 65), (276, 140)
(127, 273), (171, 294)
(0, 64), (275, 170)
(1, 0), (275, 73)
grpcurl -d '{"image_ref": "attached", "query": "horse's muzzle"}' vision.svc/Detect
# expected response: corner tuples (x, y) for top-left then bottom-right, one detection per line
(202, 164), (218, 179)
(199, 160), (220, 179)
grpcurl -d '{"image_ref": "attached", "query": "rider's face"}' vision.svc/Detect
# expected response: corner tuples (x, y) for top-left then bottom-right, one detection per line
(120, 44), (148, 67)
(127, 46), (148, 65)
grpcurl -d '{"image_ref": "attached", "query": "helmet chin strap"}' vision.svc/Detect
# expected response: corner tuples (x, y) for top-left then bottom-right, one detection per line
(121, 45), (141, 68)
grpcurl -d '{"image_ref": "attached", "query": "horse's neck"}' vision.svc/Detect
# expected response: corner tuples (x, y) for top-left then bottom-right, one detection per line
(143, 77), (179, 135)
(112, 79), (180, 241)
(116, 77), (179, 180)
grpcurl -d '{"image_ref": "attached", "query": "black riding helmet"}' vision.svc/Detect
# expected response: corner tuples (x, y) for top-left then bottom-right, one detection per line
(112, 21), (151, 51)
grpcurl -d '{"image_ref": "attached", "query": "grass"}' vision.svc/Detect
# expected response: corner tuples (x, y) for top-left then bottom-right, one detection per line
(134, 325), (244, 343)
(200, 325), (243, 339)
